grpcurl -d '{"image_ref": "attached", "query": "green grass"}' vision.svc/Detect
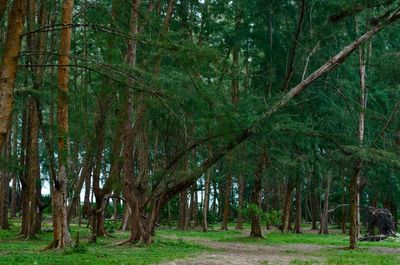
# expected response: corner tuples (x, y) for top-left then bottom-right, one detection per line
(159, 225), (400, 249)
(216, 231), (400, 248)
(1, 222), (400, 265)
(323, 249), (400, 265)
(158, 225), (400, 265)
(157, 228), (242, 241)
(0, 225), (207, 265)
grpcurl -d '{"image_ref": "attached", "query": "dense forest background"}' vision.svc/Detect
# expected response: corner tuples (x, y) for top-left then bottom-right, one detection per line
(0, 0), (399, 251)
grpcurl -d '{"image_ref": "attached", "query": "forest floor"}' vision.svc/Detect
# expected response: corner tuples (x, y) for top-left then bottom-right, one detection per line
(158, 227), (400, 265)
(1, 220), (400, 265)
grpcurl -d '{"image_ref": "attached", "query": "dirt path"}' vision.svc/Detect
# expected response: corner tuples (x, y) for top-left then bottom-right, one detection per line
(158, 229), (400, 265)
(160, 238), (323, 265)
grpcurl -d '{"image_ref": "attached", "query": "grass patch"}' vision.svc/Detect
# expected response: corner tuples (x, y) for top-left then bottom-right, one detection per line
(0, 227), (207, 265)
(1, 222), (400, 265)
(323, 249), (400, 265)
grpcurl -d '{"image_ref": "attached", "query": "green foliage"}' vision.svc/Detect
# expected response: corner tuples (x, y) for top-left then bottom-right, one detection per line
(265, 210), (283, 228)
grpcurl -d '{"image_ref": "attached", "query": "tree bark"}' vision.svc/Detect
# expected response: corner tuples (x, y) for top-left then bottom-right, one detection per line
(309, 166), (319, 230)
(235, 173), (244, 230)
(281, 182), (294, 233)
(319, 173), (331, 234)
(349, 163), (360, 249)
(341, 175), (347, 234)
(202, 169), (210, 232)
(349, 39), (369, 249)
(0, 132), (10, 229)
(178, 190), (188, 230)
(49, 0), (74, 249)
(22, 97), (40, 238)
(189, 183), (198, 227)
(294, 182), (302, 234)
(250, 151), (267, 238)
(10, 120), (17, 218)
(0, 0), (25, 149)
(221, 173), (232, 230)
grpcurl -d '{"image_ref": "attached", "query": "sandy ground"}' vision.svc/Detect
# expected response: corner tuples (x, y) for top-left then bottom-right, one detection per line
(159, 229), (400, 265)
(160, 237), (323, 265)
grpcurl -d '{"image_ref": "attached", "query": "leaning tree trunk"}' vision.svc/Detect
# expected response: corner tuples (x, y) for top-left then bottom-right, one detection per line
(49, 0), (74, 249)
(0, 0), (25, 150)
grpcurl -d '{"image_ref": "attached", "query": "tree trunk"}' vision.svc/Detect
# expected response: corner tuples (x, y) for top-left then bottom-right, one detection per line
(349, 40), (369, 250)
(91, 108), (107, 237)
(294, 183), (302, 234)
(221, 173), (232, 230)
(83, 171), (91, 218)
(121, 203), (131, 231)
(235, 173), (244, 230)
(264, 188), (271, 230)
(349, 162), (360, 249)
(189, 183), (198, 227)
(10, 172), (17, 218)
(281, 182), (294, 233)
(0, 0), (25, 149)
(310, 166), (319, 230)
(178, 190), (188, 230)
(341, 175), (347, 234)
(113, 197), (118, 227)
(319, 173), (331, 234)
(22, 96), (40, 238)
(250, 151), (267, 238)
(10, 120), (17, 218)
(0, 133), (10, 229)
(202, 169), (210, 232)
(211, 179), (217, 216)
(49, 0), (74, 249)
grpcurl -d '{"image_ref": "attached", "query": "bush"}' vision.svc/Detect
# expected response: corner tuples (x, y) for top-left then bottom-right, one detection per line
(265, 209), (283, 228)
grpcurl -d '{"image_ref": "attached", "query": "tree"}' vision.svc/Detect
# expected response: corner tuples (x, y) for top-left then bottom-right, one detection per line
(0, 0), (25, 149)
(49, 0), (74, 249)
